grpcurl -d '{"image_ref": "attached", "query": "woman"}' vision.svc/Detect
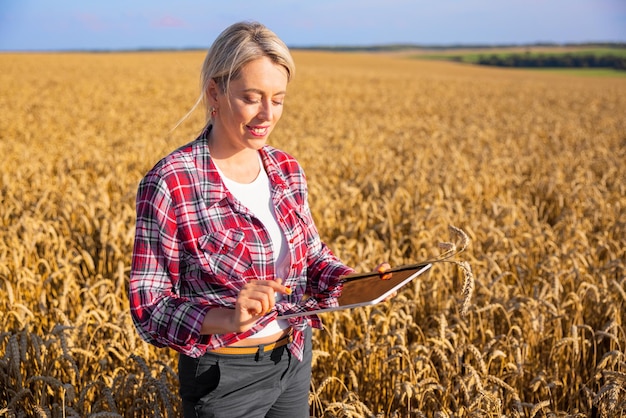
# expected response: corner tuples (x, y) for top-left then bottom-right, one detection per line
(129, 21), (387, 417)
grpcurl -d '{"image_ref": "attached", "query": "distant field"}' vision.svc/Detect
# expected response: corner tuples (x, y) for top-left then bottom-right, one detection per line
(1, 51), (625, 417)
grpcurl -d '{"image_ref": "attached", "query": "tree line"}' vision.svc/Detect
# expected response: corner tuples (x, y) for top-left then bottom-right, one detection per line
(473, 53), (626, 70)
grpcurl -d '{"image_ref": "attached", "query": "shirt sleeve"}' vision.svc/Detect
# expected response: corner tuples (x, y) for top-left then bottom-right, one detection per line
(128, 172), (211, 352)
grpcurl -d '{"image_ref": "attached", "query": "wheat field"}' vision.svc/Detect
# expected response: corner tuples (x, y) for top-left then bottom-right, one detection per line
(1, 50), (625, 417)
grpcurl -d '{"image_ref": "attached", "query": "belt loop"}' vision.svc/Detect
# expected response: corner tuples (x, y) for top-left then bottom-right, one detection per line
(255, 344), (266, 362)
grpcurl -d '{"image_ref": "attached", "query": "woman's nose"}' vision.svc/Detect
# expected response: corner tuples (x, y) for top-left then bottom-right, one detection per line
(258, 99), (273, 121)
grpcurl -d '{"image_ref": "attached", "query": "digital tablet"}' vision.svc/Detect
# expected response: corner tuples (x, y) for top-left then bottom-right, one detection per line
(277, 263), (432, 319)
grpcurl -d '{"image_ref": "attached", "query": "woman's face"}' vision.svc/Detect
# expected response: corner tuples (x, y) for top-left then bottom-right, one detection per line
(210, 56), (289, 153)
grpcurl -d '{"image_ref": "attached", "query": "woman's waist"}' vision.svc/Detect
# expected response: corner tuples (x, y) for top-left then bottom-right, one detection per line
(229, 320), (291, 347)
(229, 328), (291, 347)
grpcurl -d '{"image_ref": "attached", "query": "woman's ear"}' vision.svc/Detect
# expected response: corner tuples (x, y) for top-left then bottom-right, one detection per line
(207, 79), (220, 107)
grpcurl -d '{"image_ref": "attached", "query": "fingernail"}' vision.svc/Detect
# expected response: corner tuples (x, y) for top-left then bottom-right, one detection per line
(285, 286), (292, 295)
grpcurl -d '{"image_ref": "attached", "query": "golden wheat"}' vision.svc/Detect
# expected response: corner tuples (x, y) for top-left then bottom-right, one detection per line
(1, 50), (625, 417)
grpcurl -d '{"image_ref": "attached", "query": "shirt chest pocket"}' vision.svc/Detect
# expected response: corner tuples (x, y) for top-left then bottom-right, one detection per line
(197, 229), (254, 284)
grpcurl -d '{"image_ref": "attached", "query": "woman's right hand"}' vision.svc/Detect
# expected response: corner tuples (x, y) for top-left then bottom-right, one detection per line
(201, 279), (291, 334)
(232, 279), (291, 331)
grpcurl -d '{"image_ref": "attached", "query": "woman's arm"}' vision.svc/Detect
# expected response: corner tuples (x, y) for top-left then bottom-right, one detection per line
(129, 174), (211, 351)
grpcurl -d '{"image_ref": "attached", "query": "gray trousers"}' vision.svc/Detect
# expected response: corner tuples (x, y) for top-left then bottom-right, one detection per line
(178, 328), (312, 418)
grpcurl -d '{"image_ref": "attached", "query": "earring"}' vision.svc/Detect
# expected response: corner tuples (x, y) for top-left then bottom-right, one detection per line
(210, 107), (217, 117)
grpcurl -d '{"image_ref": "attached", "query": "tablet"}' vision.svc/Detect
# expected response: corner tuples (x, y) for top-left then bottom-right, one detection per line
(277, 263), (431, 319)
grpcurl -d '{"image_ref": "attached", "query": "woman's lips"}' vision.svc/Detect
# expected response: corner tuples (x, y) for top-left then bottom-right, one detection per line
(247, 125), (269, 137)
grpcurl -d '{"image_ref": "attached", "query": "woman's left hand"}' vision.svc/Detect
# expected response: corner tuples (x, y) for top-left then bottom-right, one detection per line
(375, 262), (396, 301)
(376, 262), (392, 280)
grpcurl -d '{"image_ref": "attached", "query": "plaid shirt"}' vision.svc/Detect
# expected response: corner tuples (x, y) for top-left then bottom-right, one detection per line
(129, 129), (354, 360)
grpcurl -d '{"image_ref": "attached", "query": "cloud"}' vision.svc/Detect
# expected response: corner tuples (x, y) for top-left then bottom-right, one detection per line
(152, 14), (187, 28)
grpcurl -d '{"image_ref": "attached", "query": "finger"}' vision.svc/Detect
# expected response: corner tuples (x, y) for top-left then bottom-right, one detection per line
(248, 278), (283, 292)
(275, 278), (292, 296)
(238, 284), (273, 314)
(376, 262), (392, 280)
(233, 304), (268, 333)
(239, 280), (290, 315)
(382, 291), (398, 302)
(235, 298), (264, 326)
(252, 288), (275, 314)
(265, 278), (292, 296)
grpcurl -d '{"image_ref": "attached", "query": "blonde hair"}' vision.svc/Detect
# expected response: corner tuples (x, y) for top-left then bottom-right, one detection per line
(177, 21), (295, 132)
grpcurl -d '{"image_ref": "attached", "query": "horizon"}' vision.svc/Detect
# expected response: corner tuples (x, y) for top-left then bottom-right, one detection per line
(3, 41), (624, 55)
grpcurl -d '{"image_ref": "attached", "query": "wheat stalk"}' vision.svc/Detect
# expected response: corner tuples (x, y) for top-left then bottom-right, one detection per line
(418, 225), (475, 316)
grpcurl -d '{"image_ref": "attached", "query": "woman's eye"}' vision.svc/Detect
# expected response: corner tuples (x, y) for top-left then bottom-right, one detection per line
(244, 96), (261, 104)
(273, 96), (285, 106)
(242, 96), (284, 105)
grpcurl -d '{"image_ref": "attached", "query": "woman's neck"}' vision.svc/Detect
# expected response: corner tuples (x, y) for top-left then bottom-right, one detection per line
(208, 131), (261, 184)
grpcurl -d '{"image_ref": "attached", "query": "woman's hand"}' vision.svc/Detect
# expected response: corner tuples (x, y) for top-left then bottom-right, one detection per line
(232, 279), (291, 331)
(376, 262), (392, 280)
(201, 279), (291, 335)
(375, 262), (396, 301)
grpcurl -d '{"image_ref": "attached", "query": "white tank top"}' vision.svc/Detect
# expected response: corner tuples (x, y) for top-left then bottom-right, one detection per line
(215, 154), (291, 337)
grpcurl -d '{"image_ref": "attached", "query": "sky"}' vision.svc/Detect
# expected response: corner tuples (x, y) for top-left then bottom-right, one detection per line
(1, 0), (625, 51)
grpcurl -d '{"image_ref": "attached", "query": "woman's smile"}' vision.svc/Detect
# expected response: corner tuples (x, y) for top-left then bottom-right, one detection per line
(247, 124), (270, 137)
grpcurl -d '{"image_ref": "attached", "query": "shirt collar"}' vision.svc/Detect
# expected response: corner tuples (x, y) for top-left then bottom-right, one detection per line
(194, 126), (288, 207)
(259, 146), (288, 192)
(192, 126), (229, 207)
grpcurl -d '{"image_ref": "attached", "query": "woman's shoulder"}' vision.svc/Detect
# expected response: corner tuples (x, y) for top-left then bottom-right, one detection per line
(145, 137), (207, 179)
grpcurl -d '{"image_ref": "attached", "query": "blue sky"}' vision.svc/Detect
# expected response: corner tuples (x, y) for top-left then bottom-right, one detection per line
(1, 0), (625, 51)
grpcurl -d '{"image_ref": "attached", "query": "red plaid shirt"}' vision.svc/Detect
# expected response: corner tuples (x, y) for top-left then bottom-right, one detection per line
(129, 129), (354, 360)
